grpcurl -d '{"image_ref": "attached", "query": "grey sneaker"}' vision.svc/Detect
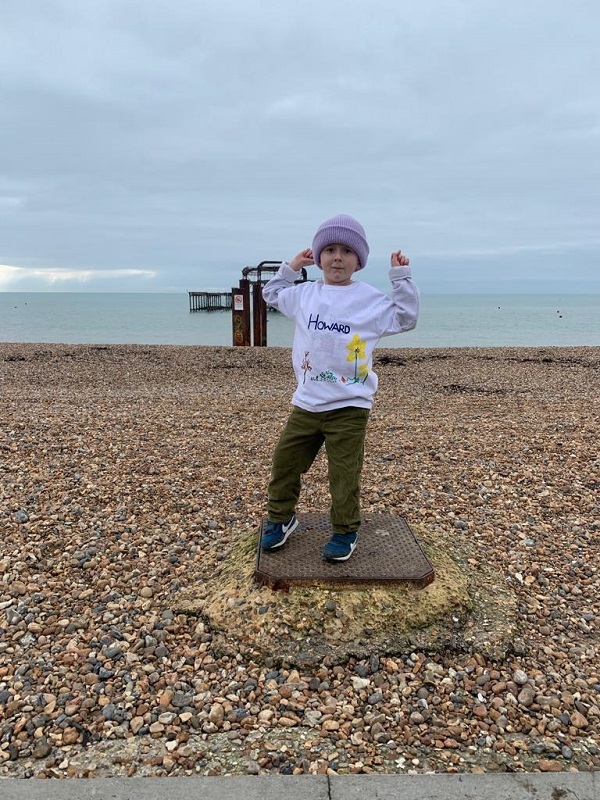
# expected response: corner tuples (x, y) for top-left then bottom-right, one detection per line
(261, 515), (298, 551)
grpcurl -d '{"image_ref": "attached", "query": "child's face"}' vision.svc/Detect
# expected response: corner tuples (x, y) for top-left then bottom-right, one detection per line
(320, 243), (360, 286)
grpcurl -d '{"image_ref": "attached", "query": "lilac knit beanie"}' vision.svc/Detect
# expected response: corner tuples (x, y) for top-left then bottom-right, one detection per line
(312, 214), (369, 270)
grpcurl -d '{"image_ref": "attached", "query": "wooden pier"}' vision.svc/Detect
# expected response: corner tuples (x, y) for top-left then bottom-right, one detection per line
(189, 261), (306, 345)
(188, 291), (232, 312)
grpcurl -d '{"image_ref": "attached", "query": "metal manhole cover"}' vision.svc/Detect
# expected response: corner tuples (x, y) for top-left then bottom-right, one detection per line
(255, 512), (435, 590)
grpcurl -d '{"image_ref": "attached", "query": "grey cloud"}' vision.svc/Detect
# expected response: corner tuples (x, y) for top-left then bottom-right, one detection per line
(0, 0), (598, 292)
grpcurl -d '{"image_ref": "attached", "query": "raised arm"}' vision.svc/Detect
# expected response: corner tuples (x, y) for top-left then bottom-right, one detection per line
(379, 250), (419, 335)
(262, 249), (314, 312)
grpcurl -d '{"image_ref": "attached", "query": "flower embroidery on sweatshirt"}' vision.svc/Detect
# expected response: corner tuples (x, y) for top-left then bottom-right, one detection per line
(342, 333), (369, 384)
(300, 351), (313, 384)
(311, 370), (338, 383)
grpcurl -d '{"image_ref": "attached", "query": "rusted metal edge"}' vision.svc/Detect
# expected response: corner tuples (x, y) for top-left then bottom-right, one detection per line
(253, 569), (436, 592)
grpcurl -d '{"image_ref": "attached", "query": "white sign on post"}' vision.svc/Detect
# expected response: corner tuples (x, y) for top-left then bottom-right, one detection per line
(234, 294), (244, 311)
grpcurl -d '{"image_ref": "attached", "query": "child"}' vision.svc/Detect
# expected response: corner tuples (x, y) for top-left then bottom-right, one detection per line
(261, 214), (419, 561)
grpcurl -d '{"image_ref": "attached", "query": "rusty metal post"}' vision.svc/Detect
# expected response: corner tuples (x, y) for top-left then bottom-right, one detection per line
(252, 281), (267, 347)
(231, 280), (251, 346)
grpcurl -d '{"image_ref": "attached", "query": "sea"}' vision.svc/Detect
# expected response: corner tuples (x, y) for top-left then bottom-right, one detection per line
(0, 292), (598, 349)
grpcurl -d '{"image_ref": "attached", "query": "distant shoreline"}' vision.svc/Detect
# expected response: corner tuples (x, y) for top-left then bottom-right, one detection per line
(1, 293), (599, 349)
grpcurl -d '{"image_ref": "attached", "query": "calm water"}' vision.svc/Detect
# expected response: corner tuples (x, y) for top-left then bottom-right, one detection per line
(0, 292), (598, 348)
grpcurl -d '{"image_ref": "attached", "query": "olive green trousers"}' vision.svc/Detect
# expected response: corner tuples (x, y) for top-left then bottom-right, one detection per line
(267, 405), (370, 534)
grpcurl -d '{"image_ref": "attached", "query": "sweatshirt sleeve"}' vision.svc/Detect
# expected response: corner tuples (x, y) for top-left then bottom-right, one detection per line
(378, 266), (420, 336)
(261, 262), (300, 317)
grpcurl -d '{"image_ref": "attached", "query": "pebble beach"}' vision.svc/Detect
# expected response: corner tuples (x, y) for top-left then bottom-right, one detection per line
(0, 342), (598, 779)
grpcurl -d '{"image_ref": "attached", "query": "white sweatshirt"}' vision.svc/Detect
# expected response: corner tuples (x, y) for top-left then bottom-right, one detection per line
(262, 263), (420, 412)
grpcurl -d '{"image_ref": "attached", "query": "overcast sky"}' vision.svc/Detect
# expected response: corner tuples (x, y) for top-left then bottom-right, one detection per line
(1, 0), (599, 294)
